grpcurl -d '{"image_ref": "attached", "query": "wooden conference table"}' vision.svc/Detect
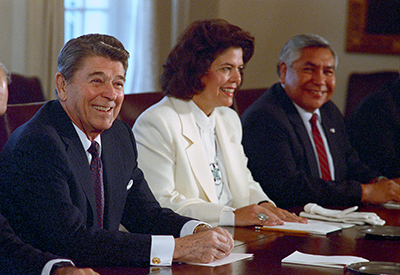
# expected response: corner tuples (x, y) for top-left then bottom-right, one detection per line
(94, 205), (400, 275)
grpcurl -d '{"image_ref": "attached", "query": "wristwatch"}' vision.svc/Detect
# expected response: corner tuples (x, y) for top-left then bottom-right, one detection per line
(193, 223), (212, 234)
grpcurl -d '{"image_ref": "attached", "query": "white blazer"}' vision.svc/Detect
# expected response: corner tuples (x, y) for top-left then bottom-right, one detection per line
(133, 96), (274, 226)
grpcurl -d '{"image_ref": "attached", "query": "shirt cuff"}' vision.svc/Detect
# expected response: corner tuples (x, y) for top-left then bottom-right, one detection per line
(180, 220), (212, 237)
(41, 259), (74, 275)
(150, 236), (175, 266)
(219, 206), (235, 226)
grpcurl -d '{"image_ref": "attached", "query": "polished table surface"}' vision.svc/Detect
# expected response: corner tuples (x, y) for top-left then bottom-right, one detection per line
(94, 205), (400, 274)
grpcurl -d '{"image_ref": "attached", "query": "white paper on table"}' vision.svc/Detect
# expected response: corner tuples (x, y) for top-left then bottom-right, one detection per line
(282, 251), (369, 269)
(188, 253), (253, 267)
(260, 220), (352, 235)
(383, 201), (400, 209)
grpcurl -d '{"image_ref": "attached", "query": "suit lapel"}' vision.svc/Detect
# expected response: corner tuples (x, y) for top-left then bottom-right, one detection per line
(276, 86), (320, 177)
(53, 101), (98, 225)
(320, 104), (339, 175)
(170, 98), (219, 203)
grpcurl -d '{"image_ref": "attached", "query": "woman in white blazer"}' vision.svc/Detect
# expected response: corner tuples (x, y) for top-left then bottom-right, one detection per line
(133, 19), (306, 227)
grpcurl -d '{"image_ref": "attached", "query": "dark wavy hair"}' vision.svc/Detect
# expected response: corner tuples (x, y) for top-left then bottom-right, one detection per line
(161, 19), (255, 99)
(57, 33), (130, 82)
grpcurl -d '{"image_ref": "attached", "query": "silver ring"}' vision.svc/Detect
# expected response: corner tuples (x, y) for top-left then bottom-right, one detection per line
(257, 213), (269, 221)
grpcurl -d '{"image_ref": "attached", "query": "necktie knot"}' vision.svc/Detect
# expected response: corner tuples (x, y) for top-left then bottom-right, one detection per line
(310, 113), (318, 126)
(88, 141), (100, 157)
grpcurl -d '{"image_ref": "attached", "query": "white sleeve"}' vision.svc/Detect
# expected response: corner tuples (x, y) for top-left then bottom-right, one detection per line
(41, 259), (74, 275)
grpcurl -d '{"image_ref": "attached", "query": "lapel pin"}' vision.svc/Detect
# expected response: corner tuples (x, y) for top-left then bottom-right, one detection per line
(329, 128), (335, 133)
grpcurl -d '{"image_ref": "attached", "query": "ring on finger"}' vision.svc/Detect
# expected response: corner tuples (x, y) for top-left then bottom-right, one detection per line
(257, 213), (269, 221)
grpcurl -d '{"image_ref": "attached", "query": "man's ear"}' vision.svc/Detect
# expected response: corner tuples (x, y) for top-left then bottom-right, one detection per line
(278, 62), (287, 84)
(55, 72), (67, 101)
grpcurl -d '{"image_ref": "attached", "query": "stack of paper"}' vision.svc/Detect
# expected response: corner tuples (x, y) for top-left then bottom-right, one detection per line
(282, 251), (369, 269)
(299, 203), (385, 225)
(257, 219), (352, 235)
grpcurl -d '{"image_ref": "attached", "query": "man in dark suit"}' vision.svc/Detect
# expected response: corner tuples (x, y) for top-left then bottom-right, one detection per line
(0, 34), (233, 268)
(241, 34), (400, 209)
(347, 77), (400, 179)
(0, 63), (98, 275)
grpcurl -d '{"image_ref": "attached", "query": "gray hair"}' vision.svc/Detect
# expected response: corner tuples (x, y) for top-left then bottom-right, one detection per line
(277, 34), (338, 76)
(0, 62), (11, 84)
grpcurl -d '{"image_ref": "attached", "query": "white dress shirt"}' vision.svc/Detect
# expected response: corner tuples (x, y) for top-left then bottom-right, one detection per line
(189, 101), (235, 226)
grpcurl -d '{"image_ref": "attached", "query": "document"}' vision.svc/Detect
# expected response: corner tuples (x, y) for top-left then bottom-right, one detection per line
(189, 253), (253, 267)
(257, 220), (354, 235)
(383, 201), (400, 209)
(282, 251), (369, 269)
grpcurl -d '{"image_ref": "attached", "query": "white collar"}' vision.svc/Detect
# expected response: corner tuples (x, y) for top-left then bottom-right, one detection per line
(189, 100), (216, 132)
(72, 123), (102, 156)
(292, 102), (322, 125)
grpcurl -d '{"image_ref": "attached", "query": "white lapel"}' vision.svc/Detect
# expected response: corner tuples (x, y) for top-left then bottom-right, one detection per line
(169, 98), (219, 203)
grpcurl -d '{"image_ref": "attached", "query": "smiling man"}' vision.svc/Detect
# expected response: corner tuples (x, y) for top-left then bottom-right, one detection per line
(241, 34), (400, 209)
(0, 34), (234, 268)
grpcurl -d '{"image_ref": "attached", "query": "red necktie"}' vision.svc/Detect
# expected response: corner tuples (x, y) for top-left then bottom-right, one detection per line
(88, 141), (104, 228)
(310, 114), (332, 181)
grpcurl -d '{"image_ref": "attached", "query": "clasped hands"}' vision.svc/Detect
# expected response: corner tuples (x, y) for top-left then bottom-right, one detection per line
(234, 202), (307, 226)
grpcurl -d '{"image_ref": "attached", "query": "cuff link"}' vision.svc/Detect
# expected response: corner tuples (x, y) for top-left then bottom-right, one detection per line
(152, 257), (161, 264)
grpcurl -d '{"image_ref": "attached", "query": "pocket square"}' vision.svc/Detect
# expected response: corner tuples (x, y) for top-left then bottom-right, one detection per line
(127, 179), (133, 190)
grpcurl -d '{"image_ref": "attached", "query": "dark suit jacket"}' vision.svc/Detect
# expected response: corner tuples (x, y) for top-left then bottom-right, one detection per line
(347, 79), (400, 179)
(0, 100), (192, 267)
(241, 83), (379, 209)
(0, 213), (58, 275)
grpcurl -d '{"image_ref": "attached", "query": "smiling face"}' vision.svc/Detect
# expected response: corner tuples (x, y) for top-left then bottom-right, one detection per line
(56, 56), (125, 140)
(279, 47), (336, 113)
(192, 47), (243, 116)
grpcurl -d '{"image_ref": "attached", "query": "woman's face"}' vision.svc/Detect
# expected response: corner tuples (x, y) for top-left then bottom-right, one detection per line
(192, 47), (243, 116)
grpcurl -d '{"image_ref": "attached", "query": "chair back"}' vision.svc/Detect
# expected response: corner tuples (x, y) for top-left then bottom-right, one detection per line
(0, 102), (45, 151)
(118, 92), (164, 128)
(345, 71), (399, 120)
(8, 73), (45, 104)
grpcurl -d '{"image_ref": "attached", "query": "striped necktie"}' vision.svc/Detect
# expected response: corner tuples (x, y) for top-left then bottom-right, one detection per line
(88, 141), (104, 228)
(310, 114), (332, 181)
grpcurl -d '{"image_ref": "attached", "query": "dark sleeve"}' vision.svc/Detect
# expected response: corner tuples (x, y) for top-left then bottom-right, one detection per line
(0, 213), (57, 275)
(241, 105), (364, 209)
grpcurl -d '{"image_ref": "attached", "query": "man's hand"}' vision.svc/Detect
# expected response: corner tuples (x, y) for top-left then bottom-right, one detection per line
(55, 267), (99, 275)
(173, 227), (233, 263)
(361, 178), (400, 204)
